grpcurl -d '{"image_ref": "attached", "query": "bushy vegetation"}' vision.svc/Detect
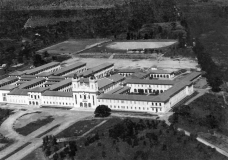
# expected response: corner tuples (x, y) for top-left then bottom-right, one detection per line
(94, 105), (111, 117)
(193, 40), (223, 91)
(170, 93), (228, 135)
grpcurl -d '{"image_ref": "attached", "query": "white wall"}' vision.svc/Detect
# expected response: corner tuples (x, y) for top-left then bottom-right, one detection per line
(41, 96), (74, 107)
(7, 95), (29, 105)
(0, 90), (10, 103)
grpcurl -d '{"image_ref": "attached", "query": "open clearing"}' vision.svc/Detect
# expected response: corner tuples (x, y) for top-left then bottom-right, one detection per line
(107, 41), (177, 50)
(65, 57), (197, 71)
(36, 39), (110, 55)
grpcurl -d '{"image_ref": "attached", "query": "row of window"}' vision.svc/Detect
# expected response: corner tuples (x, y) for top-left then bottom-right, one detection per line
(80, 102), (92, 107)
(30, 95), (40, 99)
(43, 96), (72, 100)
(108, 105), (162, 112)
(128, 84), (171, 88)
(98, 99), (163, 106)
(150, 74), (170, 78)
(9, 99), (26, 103)
(43, 101), (72, 106)
(133, 89), (164, 94)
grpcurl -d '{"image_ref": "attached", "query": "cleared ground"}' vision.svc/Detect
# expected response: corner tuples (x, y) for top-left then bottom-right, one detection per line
(107, 41), (177, 50)
(66, 57), (197, 70)
(36, 39), (110, 55)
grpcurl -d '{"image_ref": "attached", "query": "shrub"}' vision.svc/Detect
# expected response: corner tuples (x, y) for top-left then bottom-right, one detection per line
(94, 105), (111, 117)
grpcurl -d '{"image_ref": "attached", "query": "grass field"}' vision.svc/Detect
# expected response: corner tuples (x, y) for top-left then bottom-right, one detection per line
(36, 39), (110, 55)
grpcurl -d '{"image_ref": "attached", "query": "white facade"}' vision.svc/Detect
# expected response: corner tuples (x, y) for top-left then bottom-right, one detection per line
(0, 90), (10, 103)
(7, 95), (29, 105)
(126, 83), (173, 94)
(42, 96), (74, 107)
(72, 77), (98, 109)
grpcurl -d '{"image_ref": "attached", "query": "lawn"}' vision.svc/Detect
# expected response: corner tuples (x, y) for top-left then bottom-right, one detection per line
(36, 39), (110, 55)
(56, 118), (104, 138)
(15, 116), (54, 136)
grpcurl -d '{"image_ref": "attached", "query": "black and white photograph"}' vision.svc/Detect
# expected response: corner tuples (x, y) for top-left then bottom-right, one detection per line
(0, 0), (228, 159)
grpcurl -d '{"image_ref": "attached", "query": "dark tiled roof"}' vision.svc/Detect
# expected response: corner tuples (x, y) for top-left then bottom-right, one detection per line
(21, 75), (36, 78)
(130, 72), (150, 79)
(26, 62), (60, 75)
(0, 77), (18, 86)
(49, 79), (72, 91)
(0, 85), (18, 90)
(42, 91), (73, 97)
(106, 86), (130, 94)
(29, 87), (49, 93)
(98, 78), (113, 89)
(49, 76), (65, 80)
(16, 81), (27, 85)
(181, 72), (201, 82)
(150, 69), (174, 74)
(114, 86), (131, 94)
(79, 63), (114, 77)
(37, 72), (54, 77)
(45, 82), (57, 85)
(125, 79), (175, 85)
(9, 71), (26, 76)
(116, 68), (140, 73)
(18, 78), (46, 89)
(8, 89), (29, 96)
(108, 74), (125, 82)
(53, 62), (86, 76)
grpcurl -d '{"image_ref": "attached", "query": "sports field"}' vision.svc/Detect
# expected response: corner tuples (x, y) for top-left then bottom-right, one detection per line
(36, 39), (110, 55)
(107, 41), (177, 50)
(80, 39), (178, 54)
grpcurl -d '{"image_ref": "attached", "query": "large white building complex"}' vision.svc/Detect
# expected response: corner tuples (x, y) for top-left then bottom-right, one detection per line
(0, 61), (201, 113)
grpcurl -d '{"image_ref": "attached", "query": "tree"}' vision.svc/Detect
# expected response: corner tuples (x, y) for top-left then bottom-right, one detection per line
(94, 105), (111, 117)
